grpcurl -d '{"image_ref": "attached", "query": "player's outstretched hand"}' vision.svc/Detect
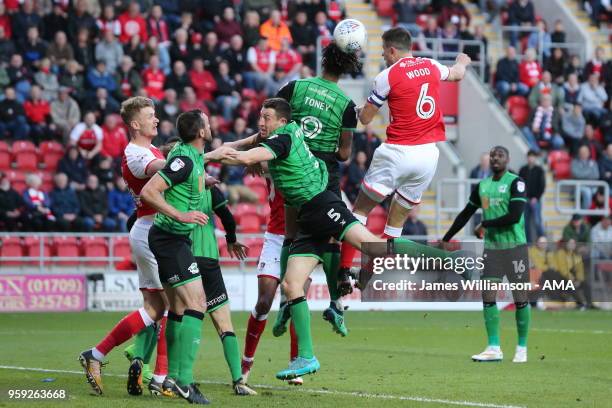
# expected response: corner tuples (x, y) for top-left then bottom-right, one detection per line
(456, 53), (471, 66)
(228, 242), (248, 260)
(474, 223), (485, 239)
(205, 146), (238, 162)
(177, 211), (209, 225)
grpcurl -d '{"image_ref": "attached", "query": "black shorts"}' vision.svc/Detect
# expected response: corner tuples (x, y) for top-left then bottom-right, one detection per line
(312, 151), (341, 198)
(481, 244), (530, 284)
(148, 225), (200, 288)
(290, 190), (359, 260)
(196, 257), (229, 313)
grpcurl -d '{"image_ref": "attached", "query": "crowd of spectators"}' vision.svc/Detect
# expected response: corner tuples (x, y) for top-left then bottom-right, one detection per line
(0, 0), (385, 233)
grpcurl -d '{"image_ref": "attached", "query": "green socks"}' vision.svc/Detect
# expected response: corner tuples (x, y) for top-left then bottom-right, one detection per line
(166, 312), (183, 379)
(289, 297), (313, 359)
(483, 302), (500, 347)
(392, 237), (451, 259)
(279, 239), (292, 281)
(221, 332), (242, 382)
(515, 303), (531, 347)
(177, 309), (205, 386)
(132, 324), (156, 360)
(322, 243), (341, 302)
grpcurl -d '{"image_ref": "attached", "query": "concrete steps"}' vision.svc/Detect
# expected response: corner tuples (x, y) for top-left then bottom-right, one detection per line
(561, 0), (612, 57)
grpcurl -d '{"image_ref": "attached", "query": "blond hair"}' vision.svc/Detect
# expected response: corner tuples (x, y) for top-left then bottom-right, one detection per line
(120, 96), (154, 128)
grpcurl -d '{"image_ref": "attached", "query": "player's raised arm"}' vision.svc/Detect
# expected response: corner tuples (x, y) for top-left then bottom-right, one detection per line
(223, 133), (260, 150)
(446, 53), (472, 82)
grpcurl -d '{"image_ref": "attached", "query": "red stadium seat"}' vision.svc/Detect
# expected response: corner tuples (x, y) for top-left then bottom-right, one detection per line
(239, 213), (262, 233)
(245, 237), (264, 265)
(5, 170), (26, 194)
(0, 236), (23, 266)
(12, 140), (36, 154)
(0, 141), (11, 170)
(548, 150), (570, 170)
(53, 236), (80, 266)
(112, 236), (133, 269)
(39, 141), (65, 171)
(24, 236), (52, 266)
(376, 0), (394, 17)
(81, 236), (109, 266)
(218, 240), (240, 267)
(14, 150), (38, 171)
(506, 96), (530, 127)
(553, 161), (571, 180)
(232, 203), (259, 223)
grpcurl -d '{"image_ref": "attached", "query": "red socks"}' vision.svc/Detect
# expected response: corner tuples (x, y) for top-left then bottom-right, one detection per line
(154, 316), (168, 376)
(95, 310), (147, 356)
(289, 321), (298, 361)
(243, 313), (267, 359)
(340, 241), (358, 269)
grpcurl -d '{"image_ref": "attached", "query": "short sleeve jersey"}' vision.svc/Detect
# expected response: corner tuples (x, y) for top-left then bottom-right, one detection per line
(277, 77), (357, 153)
(154, 142), (206, 235)
(368, 57), (450, 146)
(190, 186), (228, 259)
(469, 171), (528, 248)
(121, 143), (165, 218)
(259, 121), (328, 208)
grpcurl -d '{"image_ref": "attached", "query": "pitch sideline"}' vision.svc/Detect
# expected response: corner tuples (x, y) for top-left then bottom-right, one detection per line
(0, 364), (526, 408)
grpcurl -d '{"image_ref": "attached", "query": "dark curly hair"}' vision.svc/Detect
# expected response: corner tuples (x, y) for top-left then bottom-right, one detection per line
(321, 42), (363, 77)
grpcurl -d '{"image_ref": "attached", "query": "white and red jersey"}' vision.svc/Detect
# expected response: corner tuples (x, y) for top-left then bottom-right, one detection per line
(69, 123), (103, 151)
(121, 143), (164, 218)
(266, 177), (285, 235)
(368, 57), (450, 146)
(247, 46), (276, 72)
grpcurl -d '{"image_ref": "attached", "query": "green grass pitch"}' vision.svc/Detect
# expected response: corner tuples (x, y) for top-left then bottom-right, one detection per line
(0, 310), (610, 407)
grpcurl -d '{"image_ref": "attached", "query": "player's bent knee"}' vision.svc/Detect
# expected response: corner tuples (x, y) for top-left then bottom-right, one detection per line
(392, 192), (416, 212)
(255, 299), (273, 315)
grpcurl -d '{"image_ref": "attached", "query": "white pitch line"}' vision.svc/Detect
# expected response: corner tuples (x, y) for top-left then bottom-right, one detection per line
(0, 365), (525, 408)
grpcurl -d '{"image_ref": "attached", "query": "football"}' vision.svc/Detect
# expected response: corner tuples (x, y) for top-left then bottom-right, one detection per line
(333, 18), (367, 53)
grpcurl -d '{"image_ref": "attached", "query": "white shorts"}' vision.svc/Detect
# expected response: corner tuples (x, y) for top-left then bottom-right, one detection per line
(256, 232), (284, 281)
(361, 142), (439, 208)
(129, 217), (163, 290)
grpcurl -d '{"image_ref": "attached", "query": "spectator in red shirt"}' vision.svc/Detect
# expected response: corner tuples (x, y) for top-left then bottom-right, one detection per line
(275, 38), (303, 83)
(101, 114), (128, 161)
(215, 7), (243, 47)
(23, 85), (54, 143)
(0, 3), (12, 39)
(141, 55), (166, 101)
(97, 4), (121, 37)
(118, 2), (148, 44)
(179, 86), (209, 115)
(70, 111), (103, 160)
(519, 48), (542, 88)
(147, 5), (170, 46)
(189, 57), (217, 101)
(244, 36), (276, 91)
